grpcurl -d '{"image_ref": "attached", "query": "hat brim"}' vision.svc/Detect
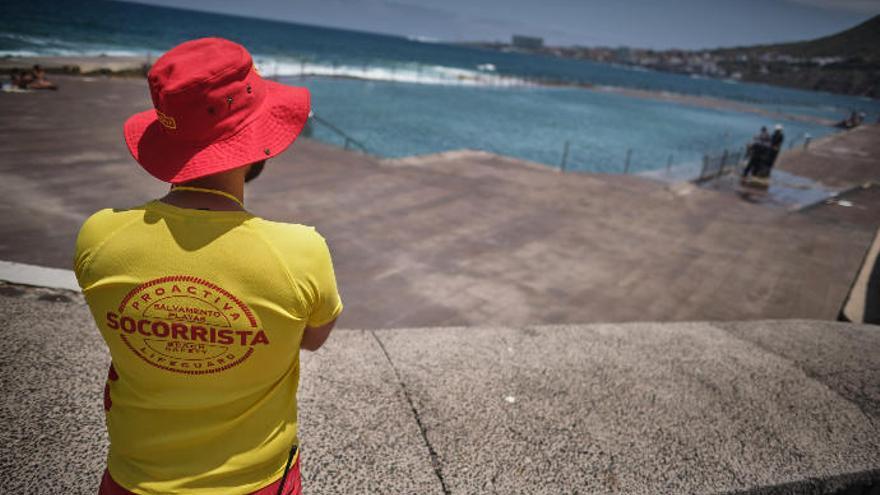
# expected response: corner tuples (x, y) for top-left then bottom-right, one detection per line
(124, 81), (310, 184)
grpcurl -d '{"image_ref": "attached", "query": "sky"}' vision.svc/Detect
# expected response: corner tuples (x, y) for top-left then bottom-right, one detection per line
(122, 0), (880, 50)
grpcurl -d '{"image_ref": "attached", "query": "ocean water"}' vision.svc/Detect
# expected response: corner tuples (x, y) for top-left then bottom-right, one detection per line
(3, 0), (878, 173)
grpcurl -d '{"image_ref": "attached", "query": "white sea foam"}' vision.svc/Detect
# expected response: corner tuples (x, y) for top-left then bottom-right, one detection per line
(252, 56), (533, 87)
(1, 48), (150, 58)
(0, 50), (43, 57)
(0, 32), (155, 58)
(1, 31), (530, 88)
(0, 32), (67, 46)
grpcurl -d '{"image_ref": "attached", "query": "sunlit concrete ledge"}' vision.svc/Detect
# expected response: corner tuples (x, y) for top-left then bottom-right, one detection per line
(1, 287), (878, 494)
(0, 260), (79, 292)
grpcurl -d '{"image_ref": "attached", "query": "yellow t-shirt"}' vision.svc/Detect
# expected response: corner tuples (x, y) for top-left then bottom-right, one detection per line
(74, 200), (342, 495)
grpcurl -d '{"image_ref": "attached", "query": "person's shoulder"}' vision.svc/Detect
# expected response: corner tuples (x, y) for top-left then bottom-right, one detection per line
(74, 206), (150, 278)
(78, 206), (144, 235)
(249, 218), (326, 244)
(79, 208), (122, 236)
(247, 219), (332, 265)
(76, 205), (153, 249)
(248, 218), (330, 266)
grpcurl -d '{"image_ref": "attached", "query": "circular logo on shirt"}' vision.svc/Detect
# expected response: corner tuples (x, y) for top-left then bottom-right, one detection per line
(106, 275), (269, 375)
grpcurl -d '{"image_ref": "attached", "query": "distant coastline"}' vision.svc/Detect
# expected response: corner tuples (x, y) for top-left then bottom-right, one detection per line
(457, 15), (880, 99)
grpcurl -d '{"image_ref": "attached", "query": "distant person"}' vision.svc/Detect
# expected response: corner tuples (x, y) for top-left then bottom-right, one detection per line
(839, 110), (864, 129)
(768, 124), (784, 168)
(742, 126), (771, 178)
(4, 69), (23, 91)
(26, 64), (57, 90)
(74, 38), (342, 495)
(18, 67), (34, 88)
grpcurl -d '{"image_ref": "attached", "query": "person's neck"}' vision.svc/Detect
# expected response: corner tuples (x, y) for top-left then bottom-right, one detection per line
(161, 172), (245, 211)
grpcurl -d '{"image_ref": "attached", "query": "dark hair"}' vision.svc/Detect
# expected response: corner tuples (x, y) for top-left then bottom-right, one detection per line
(245, 160), (265, 183)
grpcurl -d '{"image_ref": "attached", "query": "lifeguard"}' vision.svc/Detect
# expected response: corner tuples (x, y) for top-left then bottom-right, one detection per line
(74, 37), (342, 495)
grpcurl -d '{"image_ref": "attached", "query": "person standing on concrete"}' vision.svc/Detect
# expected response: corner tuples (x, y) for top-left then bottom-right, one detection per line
(768, 124), (785, 170)
(742, 126), (771, 179)
(74, 38), (342, 495)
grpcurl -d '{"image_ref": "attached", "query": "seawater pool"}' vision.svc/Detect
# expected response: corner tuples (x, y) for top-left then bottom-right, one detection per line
(299, 77), (839, 174)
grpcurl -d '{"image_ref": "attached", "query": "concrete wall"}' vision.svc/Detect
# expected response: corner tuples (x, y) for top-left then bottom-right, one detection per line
(1, 287), (877, 494)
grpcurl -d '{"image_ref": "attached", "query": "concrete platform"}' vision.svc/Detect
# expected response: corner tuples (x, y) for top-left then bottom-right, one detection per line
(803, 183), (880, 232)
(777, 125), (880, 191)
(0, 76), (876, 328)
(1, 286), (878, 494)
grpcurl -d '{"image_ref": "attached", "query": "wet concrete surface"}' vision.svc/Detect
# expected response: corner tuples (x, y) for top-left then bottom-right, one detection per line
(701, 168), (838, 211)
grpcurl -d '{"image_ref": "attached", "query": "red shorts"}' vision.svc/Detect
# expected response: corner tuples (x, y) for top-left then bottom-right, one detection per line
(98, 455), (302, 495)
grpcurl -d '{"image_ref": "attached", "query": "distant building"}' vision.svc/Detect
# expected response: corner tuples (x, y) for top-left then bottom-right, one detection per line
(512, 35), (543, 50)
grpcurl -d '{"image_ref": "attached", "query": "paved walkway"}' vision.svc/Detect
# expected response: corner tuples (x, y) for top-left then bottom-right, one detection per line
(777, 125), (880, 190)
(1, 76), (875, 328)
(1, 287), (878, 494)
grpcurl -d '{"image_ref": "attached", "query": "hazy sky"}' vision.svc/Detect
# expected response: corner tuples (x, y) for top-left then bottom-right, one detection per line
(122, 0), (880, 49)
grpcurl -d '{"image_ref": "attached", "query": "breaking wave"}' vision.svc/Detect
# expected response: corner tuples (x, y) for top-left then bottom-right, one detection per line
(251, 56), (532, 87)
(0, 32), (530, 87)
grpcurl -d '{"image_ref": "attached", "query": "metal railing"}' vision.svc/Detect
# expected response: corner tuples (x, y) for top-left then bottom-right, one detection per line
(308, 113), (370, 154)
(558, 143), (683, 176)
(695, 149), (744, 183)
(559, 141), (639, 174)
(557, 139), (751, 182)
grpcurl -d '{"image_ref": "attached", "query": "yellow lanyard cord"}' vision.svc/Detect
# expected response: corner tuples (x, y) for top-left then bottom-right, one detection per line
(171, 186), (244, 209)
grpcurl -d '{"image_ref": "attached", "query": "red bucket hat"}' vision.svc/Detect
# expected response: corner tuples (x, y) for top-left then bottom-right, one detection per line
(124, 37), (310, 183)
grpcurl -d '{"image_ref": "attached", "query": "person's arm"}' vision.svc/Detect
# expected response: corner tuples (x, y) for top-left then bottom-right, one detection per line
(292, 230), (343, 351)
(301, 318), (337, 352)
